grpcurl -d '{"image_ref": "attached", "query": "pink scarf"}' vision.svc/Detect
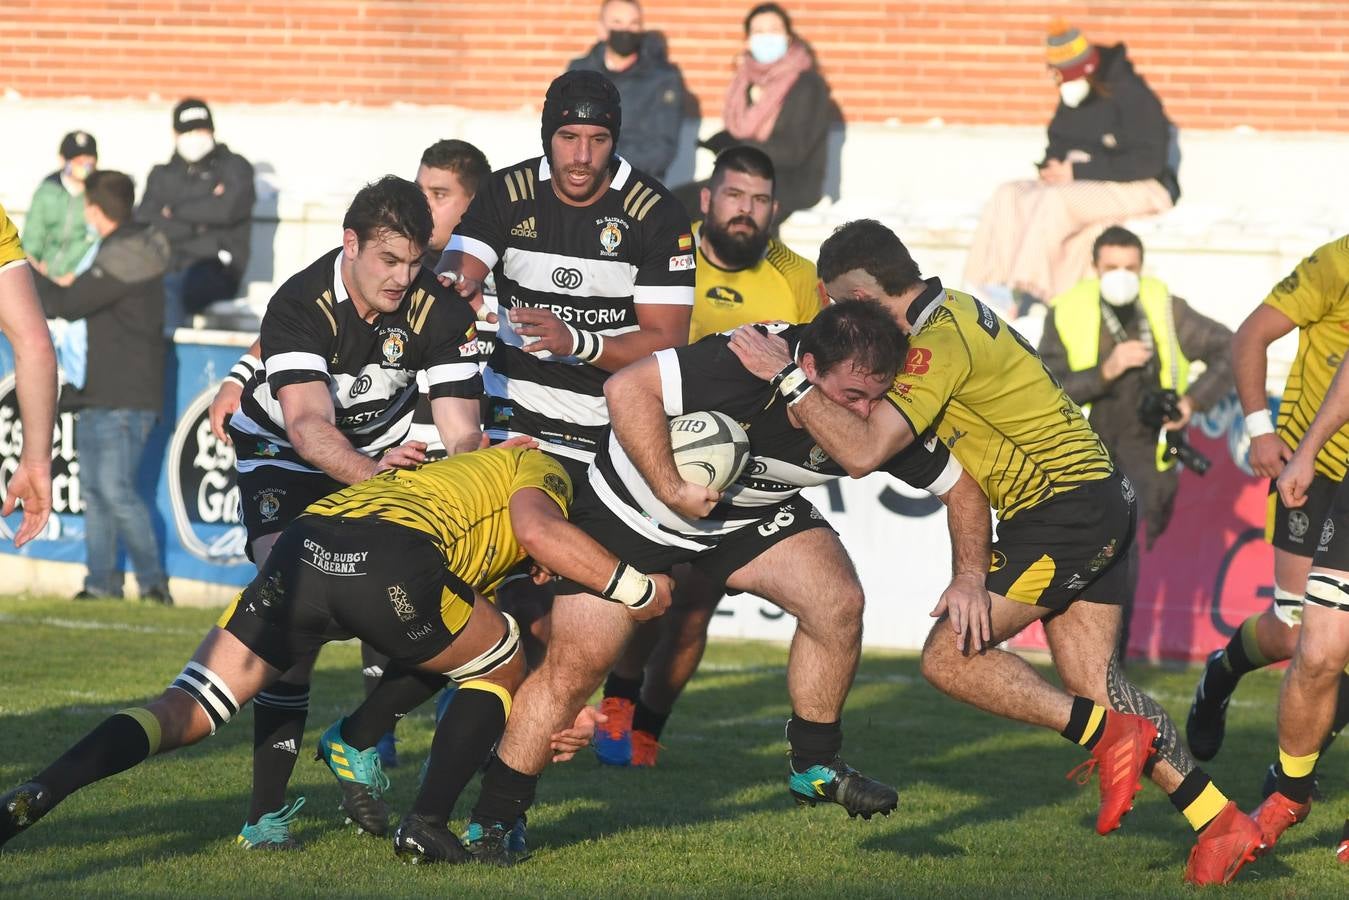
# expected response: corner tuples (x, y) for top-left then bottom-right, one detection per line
(722, 41), (814, 143)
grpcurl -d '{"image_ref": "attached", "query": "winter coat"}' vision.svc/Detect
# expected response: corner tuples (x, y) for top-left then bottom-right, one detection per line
(135, 142), (255, 277)
(23, 173), (97, 278)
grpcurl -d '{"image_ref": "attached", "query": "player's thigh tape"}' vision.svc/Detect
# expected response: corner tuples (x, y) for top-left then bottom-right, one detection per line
(1305, 574), (1349, 613)
(1273, 583), (1306, 626)
(445, 613), (520, 683)
(168, 661), (241, 734)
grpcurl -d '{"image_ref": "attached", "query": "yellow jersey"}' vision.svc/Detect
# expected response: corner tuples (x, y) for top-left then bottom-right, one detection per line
(1263, 235), (1349, 481)
(886, 279), (1113, 519)
(303, 447), (572, 597)
(0, 203), (26, 271)
(689, 222), (822, 342)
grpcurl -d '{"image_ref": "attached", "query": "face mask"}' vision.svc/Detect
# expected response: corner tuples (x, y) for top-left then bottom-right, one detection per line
(748, 33), (789, 65)
(64, 161), (94, 182)
(606, 30), (642, 57)
(1099, 268), (1141, 307)
(1059, 78), (1091, 108)
(176, 132), (216, 163)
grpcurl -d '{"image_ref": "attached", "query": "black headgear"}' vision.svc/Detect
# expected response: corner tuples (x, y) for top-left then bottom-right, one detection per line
(540, 70), (622, 156)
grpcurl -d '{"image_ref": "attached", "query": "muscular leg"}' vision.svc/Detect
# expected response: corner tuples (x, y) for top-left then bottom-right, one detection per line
(1276, 592), (1349, 777)
(641, 563), (723, 717)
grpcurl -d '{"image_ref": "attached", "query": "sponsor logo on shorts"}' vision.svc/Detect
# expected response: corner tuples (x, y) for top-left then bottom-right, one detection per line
(1120, 476), (1135, 503)
(757, 506), (796, 537)
(388, 583), (416, 622)
(1061, 573), (1090, 591)
(989, 550), (1006, 572)
(1087, 538), (1119, 573)
(301, 537), (368, 576)
(255, 489), (283, 523)
(255, 571), (284, 608)
(405, 622), (434, 642)
(1320, 518), (1336, 549)
(1289, 509), (1310, 540)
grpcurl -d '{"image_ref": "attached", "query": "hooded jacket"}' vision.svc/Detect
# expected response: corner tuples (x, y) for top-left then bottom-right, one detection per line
(568, 31), (687, 183)
(1044, 43), (1180, 203)
(135, 141), (255, 278)
(35, 222), (170, 412)
(23, 173), (98, 278)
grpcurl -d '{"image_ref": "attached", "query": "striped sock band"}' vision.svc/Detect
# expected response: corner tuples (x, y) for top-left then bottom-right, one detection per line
(169, 661), (241, 734)
(1061, 696), (1107, 749)
(1170, 769), (1229, 831)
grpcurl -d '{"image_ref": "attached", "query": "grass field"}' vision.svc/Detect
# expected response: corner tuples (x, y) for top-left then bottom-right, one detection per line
(0, 595), (1342, 897)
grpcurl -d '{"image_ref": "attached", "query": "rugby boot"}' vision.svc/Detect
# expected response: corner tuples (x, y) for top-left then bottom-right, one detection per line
(463, 817), (527, 866)
(236, 797), (306, 850)
(630, 729), (661, 768)
(1186, 650), (1232, 762)
(789, 756), (898, 820)
(0, 782), (53, 849)
(1337, 819), (1349, 863)
(1183, 800), (1261, 886)
(1066, 710), (1157, 835)
(593, 697), (634, 767)
(392, 813), (471, 865)
(1252, 790), (1311, 852)
(315, 718), (391, 836)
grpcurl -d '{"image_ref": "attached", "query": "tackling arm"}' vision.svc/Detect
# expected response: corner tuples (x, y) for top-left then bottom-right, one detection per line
(277, 381), (382, 485)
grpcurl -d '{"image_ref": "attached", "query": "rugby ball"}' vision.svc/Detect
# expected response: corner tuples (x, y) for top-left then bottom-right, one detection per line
(669, 411), (751, 492)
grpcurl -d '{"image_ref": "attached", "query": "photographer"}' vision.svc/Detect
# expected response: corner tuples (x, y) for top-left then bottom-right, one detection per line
(1039, 227), (1232, 645)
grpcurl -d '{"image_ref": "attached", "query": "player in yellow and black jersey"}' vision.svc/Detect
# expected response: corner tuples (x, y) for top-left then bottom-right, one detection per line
(0, 446), (674, 864)
(727, 219), (1261, 885)
(1187, 234), (1349, 773)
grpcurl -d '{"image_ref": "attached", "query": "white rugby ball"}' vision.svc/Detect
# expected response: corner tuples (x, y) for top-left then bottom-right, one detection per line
(669, 410), (751, 492)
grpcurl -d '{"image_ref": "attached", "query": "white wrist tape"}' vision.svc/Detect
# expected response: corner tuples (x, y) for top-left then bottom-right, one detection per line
(775, 365), (814, 406)
(602, 562), (655, 610)
(565, 323), (606, 362)
(1244, 409), (1275, 439)
(224, 353), (262, 389)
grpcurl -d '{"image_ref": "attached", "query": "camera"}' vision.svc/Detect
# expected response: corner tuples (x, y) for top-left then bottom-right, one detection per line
(1138, 388), (1211, 475)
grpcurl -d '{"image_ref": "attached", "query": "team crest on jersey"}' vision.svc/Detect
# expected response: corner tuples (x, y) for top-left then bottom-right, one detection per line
(255, 489), (283, 523)
(806, 444), (829, 469)
(1289, 510), (1310, 540)
(708, 286), (743, 307)
(599, 222), (623, 256)
(543, 472), (572, 503)
(381, 328), (408, 367)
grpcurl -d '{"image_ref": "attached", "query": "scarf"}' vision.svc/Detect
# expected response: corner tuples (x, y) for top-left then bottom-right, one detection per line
(722, 41), (813, 143)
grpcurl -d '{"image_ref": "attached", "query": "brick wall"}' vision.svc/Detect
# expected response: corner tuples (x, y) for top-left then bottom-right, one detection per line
(4, 1), (1346, 131)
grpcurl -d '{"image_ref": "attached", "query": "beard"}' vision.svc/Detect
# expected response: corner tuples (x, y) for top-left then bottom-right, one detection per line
(701, 215), (770, 269)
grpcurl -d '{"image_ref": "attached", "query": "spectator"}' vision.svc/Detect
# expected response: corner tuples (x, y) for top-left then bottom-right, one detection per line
(136, 98), (256, 331)
(676, 2), (832, 228)
(23, 131), (99, 279)
(0, 204), (59, 548)
(1038, 226), (1231, 652)
(33, 171), (172, 604)
(568, 0), (686, 184)
(965, 21), (1179, 313)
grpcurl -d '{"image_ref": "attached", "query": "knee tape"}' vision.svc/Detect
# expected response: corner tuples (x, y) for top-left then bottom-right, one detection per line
(169, 661), (240, 734)
(1272, 584), (1305, 627)
(445, 613), (520, 683)
(1306, 574), (1349, 614)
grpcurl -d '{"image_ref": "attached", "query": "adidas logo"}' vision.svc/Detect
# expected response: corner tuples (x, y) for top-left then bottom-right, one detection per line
(273, 738), (298, 755)
(510, 216), (537, 239)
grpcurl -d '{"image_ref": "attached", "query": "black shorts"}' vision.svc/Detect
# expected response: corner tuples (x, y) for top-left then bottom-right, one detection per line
(1267, 473), (1339, 558)
(237, 465), (343, 554)
(552, 484), (833, 595)
(987, 471), (1137, 611)
(1311, 478), (1349, 573)
(218, 516), (475, 672)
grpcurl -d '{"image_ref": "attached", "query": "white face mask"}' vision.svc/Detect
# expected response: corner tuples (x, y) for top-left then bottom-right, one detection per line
(1099, 268), (1141, 307)
(1059, 78), (1091, 108)
(176, 131), (215, 163)
(749, 33), (789, 64)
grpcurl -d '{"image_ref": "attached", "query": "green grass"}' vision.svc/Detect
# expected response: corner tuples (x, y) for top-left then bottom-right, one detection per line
(0, 595), (1341, 897)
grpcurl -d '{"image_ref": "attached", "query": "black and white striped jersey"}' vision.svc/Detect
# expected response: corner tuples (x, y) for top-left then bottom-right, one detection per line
(448, 154), (695, 465)
(229, 248), (482, 474)
(590, 327), (963, 551)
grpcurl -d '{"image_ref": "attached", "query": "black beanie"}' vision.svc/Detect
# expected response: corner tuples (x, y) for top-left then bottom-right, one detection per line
(540, 70), (622, 156)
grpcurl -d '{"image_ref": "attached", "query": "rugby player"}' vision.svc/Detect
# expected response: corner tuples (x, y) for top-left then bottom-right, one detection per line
(1186, 236), (1349, 780)
(728, 219), (1262, 885)
(460, 300), (992, 862)
(595, 145), (826, 767)
(215, 176), (485, 846)
(0, 447), (673, 861)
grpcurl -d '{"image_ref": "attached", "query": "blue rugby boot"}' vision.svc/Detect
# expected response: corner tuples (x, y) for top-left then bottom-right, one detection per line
(315, 718), (391, 836)
(463, 816), (529, 865)
(789, 756), (898, 820)
(236, 797), (306, 850)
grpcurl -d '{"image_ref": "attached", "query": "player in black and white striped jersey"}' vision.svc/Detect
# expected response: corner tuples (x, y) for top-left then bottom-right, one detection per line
(460, 301), (994, 860)
(439, 69), (695, 484)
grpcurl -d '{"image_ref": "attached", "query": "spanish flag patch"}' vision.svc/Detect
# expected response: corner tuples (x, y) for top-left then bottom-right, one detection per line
(677, 233), (693, 251)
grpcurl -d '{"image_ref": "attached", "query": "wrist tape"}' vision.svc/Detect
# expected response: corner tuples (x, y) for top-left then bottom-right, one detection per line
(602, 562), (655, 610)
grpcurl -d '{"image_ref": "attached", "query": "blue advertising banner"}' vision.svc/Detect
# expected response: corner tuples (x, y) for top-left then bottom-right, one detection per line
(0, 331), (255, 587)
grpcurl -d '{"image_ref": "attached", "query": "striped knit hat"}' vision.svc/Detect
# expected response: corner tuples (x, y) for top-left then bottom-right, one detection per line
(1046, 20), (1099, 81)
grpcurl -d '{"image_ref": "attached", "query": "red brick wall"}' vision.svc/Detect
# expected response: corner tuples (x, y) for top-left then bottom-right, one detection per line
(4, 0), (1346, 131)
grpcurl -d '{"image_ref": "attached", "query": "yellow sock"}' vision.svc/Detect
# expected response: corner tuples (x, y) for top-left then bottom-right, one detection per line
(1280, 746), (1319, 778)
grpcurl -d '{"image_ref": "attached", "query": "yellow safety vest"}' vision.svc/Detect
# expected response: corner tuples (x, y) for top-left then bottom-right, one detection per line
(1051, 276), (1190, 470)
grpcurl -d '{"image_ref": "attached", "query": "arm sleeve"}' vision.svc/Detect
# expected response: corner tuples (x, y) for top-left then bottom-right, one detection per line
(1037, 309), (1110, 404)
(633, 192), (695, 306)
(1069, 80), (1168, 184)
(510, 449), (574, 516)
(656, 332), (773, 418)
(446, 170), (508, 271)
(34, 260), (131, 320)
(1262, 251), (1332, 327)
(416, 276), (485, 400)
(1173, 296), (1234, 412)
(260, 293), (332, 392)
(884, 315), (972, 437)
(167, 154), (256, 226)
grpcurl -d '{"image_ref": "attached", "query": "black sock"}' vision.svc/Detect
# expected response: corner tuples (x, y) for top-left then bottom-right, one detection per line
(633, 699), (670, 740)
(1060, 696), (1108, 750)
(786, 715), (842, 771)
(1208, 615), (1265, 697)
(36, 710), (157, 805)
(1323, 672), (1349, 753)
(249, 681), (309, 825)
(471, 755), (539, 828)
(360, 643), (391, 697)
(411, 686), (508, 826)
(604, 671), (643, 703)
(342, 663), (447, 750)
